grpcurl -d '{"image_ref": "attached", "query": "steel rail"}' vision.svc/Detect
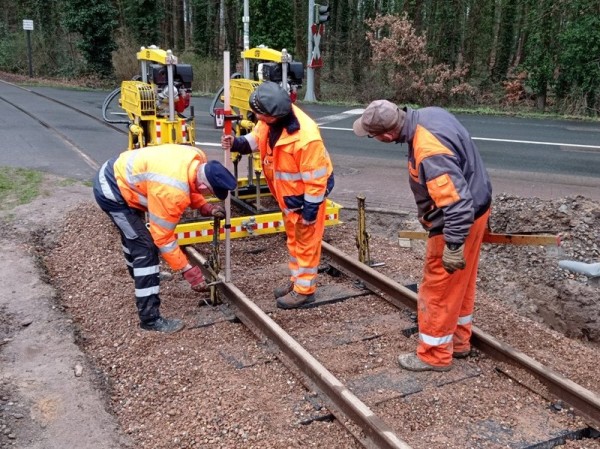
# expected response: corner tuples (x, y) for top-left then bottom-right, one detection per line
(0, 79), (128, 135)
(321, 241), (600, 430)
(186, 246), (412, 449)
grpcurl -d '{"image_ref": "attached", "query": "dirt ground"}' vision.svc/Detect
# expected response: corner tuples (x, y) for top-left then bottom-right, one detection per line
(0, 177), (131, 449)
(0, 174), (598, 448)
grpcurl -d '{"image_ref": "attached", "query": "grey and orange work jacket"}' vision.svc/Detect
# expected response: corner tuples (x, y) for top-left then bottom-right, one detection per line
(399, 107), (492, 245)
(234, 104), (334, 224)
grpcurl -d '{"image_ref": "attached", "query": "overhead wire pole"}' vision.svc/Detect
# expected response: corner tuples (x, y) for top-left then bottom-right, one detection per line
(304, 0), (316, 101)
(223, 51), (232, 282)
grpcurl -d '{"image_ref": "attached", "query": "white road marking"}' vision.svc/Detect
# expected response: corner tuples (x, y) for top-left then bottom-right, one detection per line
(199, 108), (600, 151)
(316, 109), (600, 150)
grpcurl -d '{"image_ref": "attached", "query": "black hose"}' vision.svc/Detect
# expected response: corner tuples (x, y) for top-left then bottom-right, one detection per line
(208, 72), (244, 118)
(102, 87), (129, 124)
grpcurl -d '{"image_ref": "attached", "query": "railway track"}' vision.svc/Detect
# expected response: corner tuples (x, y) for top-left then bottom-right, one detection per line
(2, 77), (599, 448)
(0, 79), (127, 173)
(186, 233), (600, 449)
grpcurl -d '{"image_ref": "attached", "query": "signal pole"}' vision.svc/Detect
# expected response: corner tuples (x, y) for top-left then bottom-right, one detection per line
(304, 0), (316, 102)
(304, 1), (330, 102)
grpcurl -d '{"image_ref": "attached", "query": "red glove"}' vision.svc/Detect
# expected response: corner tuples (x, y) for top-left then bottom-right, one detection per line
(199, 203), (225, 219)
(183, 266), (208, 292)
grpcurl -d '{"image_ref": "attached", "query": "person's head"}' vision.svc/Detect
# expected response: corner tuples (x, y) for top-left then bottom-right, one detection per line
(352, 100), (406, 143)
(249, 81), (292, 123)
(196, 160), (237, 200)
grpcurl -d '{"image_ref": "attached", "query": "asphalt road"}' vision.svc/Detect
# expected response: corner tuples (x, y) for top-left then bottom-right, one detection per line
(1, 81), (599, 212)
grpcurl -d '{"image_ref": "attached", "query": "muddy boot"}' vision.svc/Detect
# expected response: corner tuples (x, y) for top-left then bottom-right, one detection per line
(158, 271), (174, 282)
(140, 317), (184, 334)
(273, 282), (294, 299)
(397, 353), (451, 372)
(452, 349), (471, 359)
(276, 291), (315, 309)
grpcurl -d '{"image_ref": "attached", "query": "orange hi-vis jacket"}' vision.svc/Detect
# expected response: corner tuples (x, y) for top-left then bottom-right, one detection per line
(112, 144), (208, 271)
(249, 105), (333, 224)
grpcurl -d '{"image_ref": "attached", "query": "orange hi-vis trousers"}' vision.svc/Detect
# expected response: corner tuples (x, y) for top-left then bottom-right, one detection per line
(283, 202), (327, 295)
(416, 208), (491, 367)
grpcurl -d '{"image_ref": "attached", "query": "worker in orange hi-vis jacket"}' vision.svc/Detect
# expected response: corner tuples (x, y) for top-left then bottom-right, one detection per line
(93, 144), (237, 333)
(221, 81), (335, 310)
(354, 100), (492, 372)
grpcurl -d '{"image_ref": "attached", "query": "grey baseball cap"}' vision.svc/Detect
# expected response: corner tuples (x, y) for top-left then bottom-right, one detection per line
(353, 100), (402, 137)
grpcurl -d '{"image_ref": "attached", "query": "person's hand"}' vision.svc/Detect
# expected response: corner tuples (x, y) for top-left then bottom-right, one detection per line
(301, 217), (316, 226)
(182, 266), (208, 292)
(442, 243), (466, 274)
(199, 203), (224, 219)
(221, 134), (234, 151)
(210, 205), (225, 219)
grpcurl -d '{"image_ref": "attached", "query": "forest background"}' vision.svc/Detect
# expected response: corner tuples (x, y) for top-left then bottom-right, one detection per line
(1, 0), (599, 117)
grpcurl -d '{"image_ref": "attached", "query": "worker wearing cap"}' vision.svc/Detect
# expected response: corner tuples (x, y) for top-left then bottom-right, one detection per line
(93, 144), (237, 333)
(354, 100), (492, 372)
(221, 81), (335, 309)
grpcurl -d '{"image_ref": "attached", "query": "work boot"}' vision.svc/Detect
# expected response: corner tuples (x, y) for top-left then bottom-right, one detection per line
(159, 271), (174, 282)
(140, 317), (184, 334)
(398, 353), (451, 372)
(452, 349), (471, 359)
(273, 282), (294, 299)
(276, 291), (315, 309)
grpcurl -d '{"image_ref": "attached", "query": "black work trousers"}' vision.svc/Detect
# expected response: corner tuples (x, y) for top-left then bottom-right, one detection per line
(93, 181), (161, 324)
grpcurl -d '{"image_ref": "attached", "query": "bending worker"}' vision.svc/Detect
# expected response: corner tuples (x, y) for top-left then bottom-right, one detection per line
(354, 100), (492, 372)
(93, 144), (237, 333)
(221, 81), (335, 309)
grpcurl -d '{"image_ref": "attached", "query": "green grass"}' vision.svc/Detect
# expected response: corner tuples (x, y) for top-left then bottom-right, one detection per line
(0, 167), (43, 211)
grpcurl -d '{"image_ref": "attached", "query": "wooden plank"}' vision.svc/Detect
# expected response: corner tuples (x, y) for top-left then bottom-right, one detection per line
(398, 230), (559, 246)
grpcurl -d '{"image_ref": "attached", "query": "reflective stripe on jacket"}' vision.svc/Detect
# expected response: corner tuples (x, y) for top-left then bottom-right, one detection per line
(400, 107), (492, 244)
(112, 144), (208, 270)
(250, 105), (334, 223)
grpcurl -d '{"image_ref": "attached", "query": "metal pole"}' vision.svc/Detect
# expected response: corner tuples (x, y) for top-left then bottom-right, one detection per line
(304, 0), (316, 101)
(166, 50), (176, 123)
(26, 30), (33, 77)
(223, 51), (232, 283)
(243, 0), (250, 78)
(281, 48), (289, 91)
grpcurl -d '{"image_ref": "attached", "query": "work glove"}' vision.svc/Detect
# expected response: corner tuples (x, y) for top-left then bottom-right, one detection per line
(199, 203), (225, 219)
(442, 243), (466, 274)
(182, 265), (208, 292)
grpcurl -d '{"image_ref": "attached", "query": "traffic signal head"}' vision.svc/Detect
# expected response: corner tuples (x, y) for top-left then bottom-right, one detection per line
(315, 3), (330, 24)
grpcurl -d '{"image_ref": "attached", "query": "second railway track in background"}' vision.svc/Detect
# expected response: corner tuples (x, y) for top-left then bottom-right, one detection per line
(186, 232), (600, 449)
(0, 79), (127, 171)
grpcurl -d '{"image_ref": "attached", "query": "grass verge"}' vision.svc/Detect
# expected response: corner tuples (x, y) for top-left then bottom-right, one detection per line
(0, 167), (43, 211)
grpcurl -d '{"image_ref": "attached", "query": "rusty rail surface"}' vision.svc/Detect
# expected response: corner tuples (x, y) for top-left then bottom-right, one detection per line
(186, 246), (412, 449)
(321, 241), (600, 430)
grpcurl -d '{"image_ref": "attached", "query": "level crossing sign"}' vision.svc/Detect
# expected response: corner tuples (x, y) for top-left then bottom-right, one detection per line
(309, 23), (324, 68)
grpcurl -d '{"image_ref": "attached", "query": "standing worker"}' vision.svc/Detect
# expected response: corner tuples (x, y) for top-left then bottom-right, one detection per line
(93, 144), (237, 333)
(353, 100), (492, 372)
(221, 81), (335, 309)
